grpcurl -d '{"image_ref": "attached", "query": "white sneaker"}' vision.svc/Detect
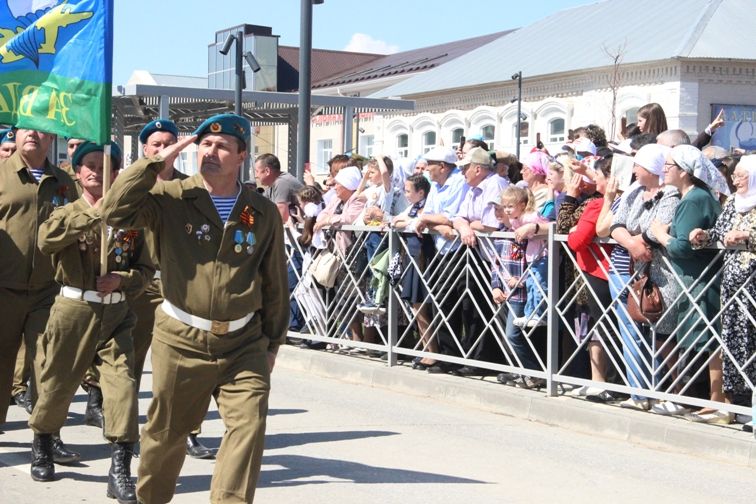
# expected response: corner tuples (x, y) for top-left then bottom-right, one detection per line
(649, 401), (689, 416)
(524, 317), (547, 328)
(512, 316), (527, 328)
(620, 397), (650, 411)
(567, 385), (605, 397)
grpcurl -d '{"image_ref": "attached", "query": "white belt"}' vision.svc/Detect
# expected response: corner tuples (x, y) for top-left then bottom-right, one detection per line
(160, 300), (254, 335)
(60, 286), (125, 305)
(153, 270), (161, 280)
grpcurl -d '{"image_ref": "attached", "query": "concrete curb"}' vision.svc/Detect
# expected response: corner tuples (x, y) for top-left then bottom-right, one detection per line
(277, 345), (756, 468)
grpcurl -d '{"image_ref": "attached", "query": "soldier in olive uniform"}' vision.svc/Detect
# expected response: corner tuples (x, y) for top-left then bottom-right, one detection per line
(0, 127), (79, 462)
(0, 127), (31, 411)
(30, 142), (152, 504)
(102, 113), (288, 504)
(129, 118), (214, 459)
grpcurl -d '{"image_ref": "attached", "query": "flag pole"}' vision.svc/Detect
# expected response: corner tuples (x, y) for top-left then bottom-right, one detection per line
(100, 145), (111, 277)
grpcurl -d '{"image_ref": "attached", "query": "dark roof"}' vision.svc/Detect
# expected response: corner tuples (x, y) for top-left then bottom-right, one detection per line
(277, 46), (383, 92)
(313, 30), (515, 89)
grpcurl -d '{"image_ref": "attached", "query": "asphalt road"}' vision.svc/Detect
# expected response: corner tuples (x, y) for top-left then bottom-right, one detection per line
(1, 357), (755, 503)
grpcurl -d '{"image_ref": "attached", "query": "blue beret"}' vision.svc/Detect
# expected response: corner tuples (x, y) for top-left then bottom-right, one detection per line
(193, 113), (250, 148)
(139, 118), (178, 145)
(0, 128), (15, 144)
(72, 141), (123, 169)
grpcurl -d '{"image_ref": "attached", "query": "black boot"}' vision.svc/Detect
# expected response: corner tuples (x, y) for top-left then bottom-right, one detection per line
(186, 433), (215, 459)
(31, 433), (55, 482)
(51, 432), (80, 464)
(85, 386), (104, 428)
(106, 443), (137, 503)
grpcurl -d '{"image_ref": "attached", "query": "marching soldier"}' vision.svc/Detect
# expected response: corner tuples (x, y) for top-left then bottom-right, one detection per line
(29, 141), (152, 504)
(0, 127), (80, 463)
(102, 113), (288, 503)
(0, 127), (32, 412)
(127, 118), (214, 459)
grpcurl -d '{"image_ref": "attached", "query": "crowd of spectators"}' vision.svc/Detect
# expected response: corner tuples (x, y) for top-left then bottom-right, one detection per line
(252, 103), (755, 429)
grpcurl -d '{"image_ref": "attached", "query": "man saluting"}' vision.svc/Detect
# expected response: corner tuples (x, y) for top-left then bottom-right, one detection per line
(102, 113), (288, 503)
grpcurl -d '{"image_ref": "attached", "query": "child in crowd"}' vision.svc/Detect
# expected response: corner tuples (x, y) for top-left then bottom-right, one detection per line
(498, 186), (550, 328)
(541, 161), (566, 221)
(392, 174), (436, 369)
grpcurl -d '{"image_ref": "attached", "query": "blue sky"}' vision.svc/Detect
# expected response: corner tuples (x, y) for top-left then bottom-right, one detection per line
(113, 0), (594, 85)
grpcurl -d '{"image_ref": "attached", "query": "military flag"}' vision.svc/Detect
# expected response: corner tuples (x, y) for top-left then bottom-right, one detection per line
(0, 0), (113, 143)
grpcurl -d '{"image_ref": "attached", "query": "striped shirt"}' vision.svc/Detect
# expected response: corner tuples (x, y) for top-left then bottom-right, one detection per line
(210, 195), (237, 223)
(610, 197), (631, 275)
(29, 168), (45, 182)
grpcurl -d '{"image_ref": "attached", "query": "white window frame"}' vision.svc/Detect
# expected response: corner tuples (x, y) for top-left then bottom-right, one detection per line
(316, 139), (333, 176)
(421, 130), (437, 154)
(548, 118), (565, 143)
(396, 133), (409, 159)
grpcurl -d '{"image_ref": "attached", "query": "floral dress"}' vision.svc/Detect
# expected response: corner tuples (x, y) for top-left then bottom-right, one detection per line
(700, 197), (756, 394)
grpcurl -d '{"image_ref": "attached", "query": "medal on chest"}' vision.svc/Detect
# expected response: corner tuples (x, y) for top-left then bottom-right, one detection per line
(235, 205), (256, 255)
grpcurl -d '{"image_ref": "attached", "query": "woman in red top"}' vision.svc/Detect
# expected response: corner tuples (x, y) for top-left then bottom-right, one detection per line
(566, 157), (613, 397)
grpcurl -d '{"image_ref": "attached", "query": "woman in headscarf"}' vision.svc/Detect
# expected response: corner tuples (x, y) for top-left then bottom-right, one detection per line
(610, 143), (681, 412)
(650, 145), (729, 420)
(520, 151), (551, 213)
(689, 155), (756, 424)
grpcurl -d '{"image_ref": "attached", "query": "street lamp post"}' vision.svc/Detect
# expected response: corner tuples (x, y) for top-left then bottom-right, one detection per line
(512, 71), (522, 159)
(296, 0), (324, 183)
(219, 31), (262, 116)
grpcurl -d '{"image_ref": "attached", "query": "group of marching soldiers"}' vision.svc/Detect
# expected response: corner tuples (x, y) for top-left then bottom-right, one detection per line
(0, 114), (288, 503)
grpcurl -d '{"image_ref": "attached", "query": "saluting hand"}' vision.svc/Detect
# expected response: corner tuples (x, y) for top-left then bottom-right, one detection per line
(159, 134), (197, 163)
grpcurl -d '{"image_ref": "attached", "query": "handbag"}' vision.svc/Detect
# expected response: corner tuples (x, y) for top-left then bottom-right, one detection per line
(626, 263), (664, 324)
(308, 249), (340, 288)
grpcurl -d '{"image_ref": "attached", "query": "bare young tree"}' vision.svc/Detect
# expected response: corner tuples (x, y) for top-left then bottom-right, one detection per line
(603, 41), (627, 140)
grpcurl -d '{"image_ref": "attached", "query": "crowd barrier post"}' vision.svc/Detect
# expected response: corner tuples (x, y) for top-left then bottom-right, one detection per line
(546, 223), (560, 397)
(387, 227), (399, 367)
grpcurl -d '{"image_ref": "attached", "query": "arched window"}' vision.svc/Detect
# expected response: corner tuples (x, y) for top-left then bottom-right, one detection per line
(548, 118), (565, 143)
(513, 122), (529, 145)
(481, 124), (495, 150)
(396, 133), (409, 158)
(451, 128), (464, 147)
(421, 131), (436, 154)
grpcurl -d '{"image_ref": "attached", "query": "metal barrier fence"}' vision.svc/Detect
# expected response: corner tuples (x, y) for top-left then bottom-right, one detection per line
(285, 224), (755, 420)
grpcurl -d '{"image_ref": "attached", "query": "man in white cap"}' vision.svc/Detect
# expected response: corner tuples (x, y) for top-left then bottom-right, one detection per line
(414, 146), (468, 373)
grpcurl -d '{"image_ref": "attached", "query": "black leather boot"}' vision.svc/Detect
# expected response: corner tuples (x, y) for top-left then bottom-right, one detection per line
(31, 433), (55, 482)
(51, 432), (80, 464)
(24, 384), (33, 415)
(85, 386), (104, 428)
(106, 443), (137, 503)
(186, 433), (215, 459)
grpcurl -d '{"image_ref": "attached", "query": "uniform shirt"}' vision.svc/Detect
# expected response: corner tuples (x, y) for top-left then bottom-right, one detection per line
(102, 156), (289, 352)
(0, 151), (78, 290)
(38, 197), (154, 299)
(423, 169), (466, 255)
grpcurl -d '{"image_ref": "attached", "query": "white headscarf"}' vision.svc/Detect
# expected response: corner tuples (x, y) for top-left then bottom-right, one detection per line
(734, 155), (756, 213)
(333, 165), (362, 191)
(634, 144), (670, 184)
(670, 144), (730, 197)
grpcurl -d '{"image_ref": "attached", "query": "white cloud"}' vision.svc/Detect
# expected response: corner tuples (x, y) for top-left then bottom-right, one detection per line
(343, 33), (399, 54)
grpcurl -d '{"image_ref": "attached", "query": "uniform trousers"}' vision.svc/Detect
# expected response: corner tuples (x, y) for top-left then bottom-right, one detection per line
(137, 308), (270, 504)
(29, 295), (139, 442)
(12, 339), (31, 396)
(0, 285), (57, 424)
